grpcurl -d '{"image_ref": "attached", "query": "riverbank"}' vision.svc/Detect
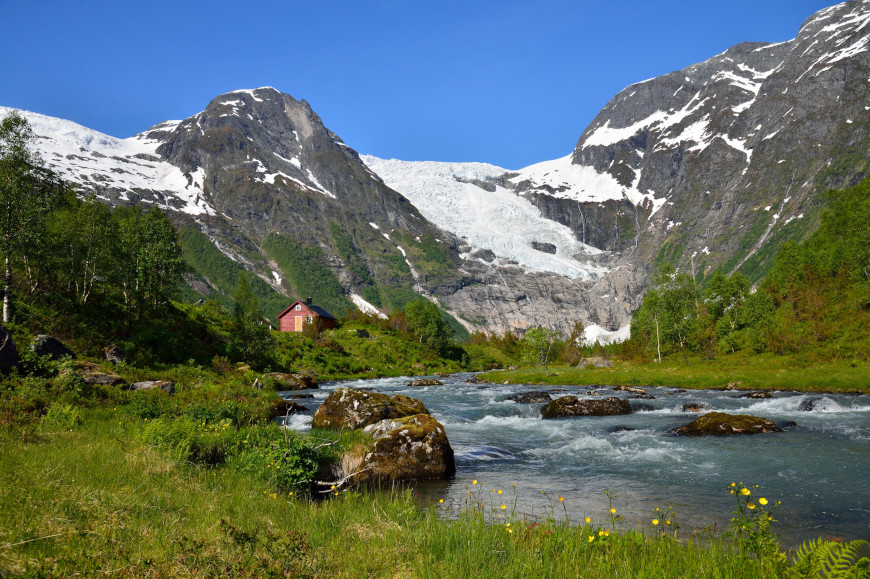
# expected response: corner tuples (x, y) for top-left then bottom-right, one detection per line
(478, 354), (870, 394)
(0, 408), (796, 577)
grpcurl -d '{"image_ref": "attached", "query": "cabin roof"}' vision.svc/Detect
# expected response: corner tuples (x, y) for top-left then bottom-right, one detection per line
(276, 300), (337, 321)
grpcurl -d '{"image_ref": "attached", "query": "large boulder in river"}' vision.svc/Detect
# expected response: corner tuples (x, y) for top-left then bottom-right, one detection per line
(30, 335), (75, 361)
(312, 388), (428, 430)
(356, 414), (455, 482)
(0, 326), (19, 372)
(263, 372), (318, 390)
(508, 391), (552, 403)
(670, 412), (782, 436)
(540, 396), (632, 418)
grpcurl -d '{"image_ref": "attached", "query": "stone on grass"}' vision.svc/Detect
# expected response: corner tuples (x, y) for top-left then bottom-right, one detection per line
(263, 372), (318, 390)
(30, 335), (75, 361)
(130, 380), (175, 394)
(0, 326), (19, 372)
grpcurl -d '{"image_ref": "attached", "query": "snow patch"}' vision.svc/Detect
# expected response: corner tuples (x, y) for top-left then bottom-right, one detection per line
(351, 294), (388, 319)
(583, 323), (630, 346)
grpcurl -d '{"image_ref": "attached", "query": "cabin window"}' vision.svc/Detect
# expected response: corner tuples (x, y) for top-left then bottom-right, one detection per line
(295, 305), (302, 311)
(306, 316), (313, 323)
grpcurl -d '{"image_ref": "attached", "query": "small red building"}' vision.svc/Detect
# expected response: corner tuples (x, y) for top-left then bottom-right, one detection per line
(276, 297), (338, 332)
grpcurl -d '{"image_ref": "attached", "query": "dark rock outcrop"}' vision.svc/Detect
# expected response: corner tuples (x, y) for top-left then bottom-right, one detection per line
(682, 402), (711, 413)
(30, 335), (75, 361)
(311, 388), (428, 430)
(75, 362), (123, 386)
(540, 396), (632, 418)
(356, 414), (456, 482)
(407, 378), (443, 387)
(670, 412), (782, 436)
(0, 326), (19, 372)
(507, 391), (552, 404)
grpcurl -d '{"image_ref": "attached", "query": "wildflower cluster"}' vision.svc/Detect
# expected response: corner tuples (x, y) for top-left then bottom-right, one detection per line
(726, 482), (784, 570)
(650, 505), (680, 540)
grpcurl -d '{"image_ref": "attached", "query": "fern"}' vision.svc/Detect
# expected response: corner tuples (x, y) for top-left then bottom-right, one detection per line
(790, 538), (870, 578)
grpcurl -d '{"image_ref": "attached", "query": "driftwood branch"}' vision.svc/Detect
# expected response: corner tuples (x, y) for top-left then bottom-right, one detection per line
(315, 465), (373, 493)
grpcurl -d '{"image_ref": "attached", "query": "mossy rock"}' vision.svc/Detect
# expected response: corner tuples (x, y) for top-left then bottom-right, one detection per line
(540, 396), (632, 418)
(356, 414), (455, 482)
(263, 372), (318, 390)
(669, 412), (782, 436)
(311, 388), (428, 430)
(271, 398), (307, 418)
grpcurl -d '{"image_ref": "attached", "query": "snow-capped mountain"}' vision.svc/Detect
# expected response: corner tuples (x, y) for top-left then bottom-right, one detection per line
(4, 1), (869, 340)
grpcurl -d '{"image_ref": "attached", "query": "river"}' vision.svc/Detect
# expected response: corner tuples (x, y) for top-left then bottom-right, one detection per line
(281, 373), (870, 546)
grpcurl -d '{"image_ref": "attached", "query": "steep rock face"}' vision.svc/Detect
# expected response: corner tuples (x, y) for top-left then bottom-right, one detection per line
(560, 1), (870, 281)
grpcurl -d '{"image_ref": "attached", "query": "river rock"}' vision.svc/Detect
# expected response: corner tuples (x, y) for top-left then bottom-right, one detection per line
(613, 385), (648, 394)
(540, 396), (632, 418)
(286, 393), (314, 400)
(508, 391), (552, 403)
(99, 344), (126, 364)
(30, 335), (75, 361)
(263, 372), (318, 390)
(0, 326), (19, 371)
(739, 391), (772, 399)
(130, 380), (175, 394)
(312, 388), (428, 430)
(272, 398), (307, 417)
(670, 412), (782, 436)
(577, 357), (614, 369)
(356, 414), (456, 482)
(407, 378), (443, 387)
(798, 397), (822, 411)
(682, 402), (711, 413)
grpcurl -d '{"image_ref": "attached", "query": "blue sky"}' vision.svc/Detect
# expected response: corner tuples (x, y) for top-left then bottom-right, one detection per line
(0, 0), (836, 169)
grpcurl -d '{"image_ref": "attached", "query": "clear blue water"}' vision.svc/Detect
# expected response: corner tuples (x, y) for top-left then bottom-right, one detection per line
(282, 374), (870, 546)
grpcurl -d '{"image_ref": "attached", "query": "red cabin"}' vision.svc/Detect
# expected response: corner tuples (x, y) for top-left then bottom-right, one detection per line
(276, 297), (338, 332)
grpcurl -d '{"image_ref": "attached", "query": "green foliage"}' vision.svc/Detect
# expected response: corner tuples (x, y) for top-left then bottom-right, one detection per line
(229, 274), (274, 368)
(177, 225), (287, 318)
(404, 298), (452, 353)
(141, 415), (235, 466)
(262, 232), (352, 317)
(227, 425), (323, 491)
(522, 326), (564, 375)
(790, 537), (870, 578)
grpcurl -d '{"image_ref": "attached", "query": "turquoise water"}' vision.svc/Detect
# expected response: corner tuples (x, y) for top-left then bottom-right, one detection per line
(283, 374), (870, 546)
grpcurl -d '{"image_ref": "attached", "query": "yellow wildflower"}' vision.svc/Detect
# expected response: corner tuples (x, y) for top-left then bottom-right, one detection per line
(747, 503), (756, 510)
(497, 489), (502, 495)
(501, 504), (506, 510)
(472, 480), (478, 485)
(604, 531), (610, 537)
(598, 531), (604, 537)
(759, 498), (768, 506)
(610, 508), (616, 514)
(741, 488), (751, 496)
(585, 517), (591, 524)
(588, 536), (594, 543)
(559, 496), (564, 502)
(652, 519), (659, 526)
(730, 482), (736, 487)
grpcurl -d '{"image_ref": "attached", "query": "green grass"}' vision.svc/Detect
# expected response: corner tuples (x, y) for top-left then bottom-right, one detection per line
(480, 353), (870, 393)
(1, 408), (783, 578)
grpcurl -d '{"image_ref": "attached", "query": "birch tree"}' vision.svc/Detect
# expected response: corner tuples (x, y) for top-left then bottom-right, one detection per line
(0, 111), (63, 322)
